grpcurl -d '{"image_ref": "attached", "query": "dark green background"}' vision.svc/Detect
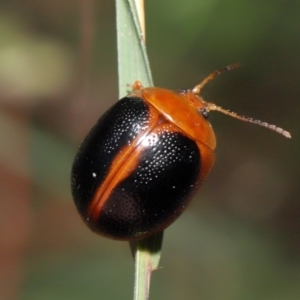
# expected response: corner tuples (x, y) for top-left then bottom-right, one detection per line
(0, 1), (299, 299)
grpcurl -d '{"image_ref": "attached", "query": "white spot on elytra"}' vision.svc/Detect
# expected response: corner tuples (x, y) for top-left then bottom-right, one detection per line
(92, 172), (97, 178)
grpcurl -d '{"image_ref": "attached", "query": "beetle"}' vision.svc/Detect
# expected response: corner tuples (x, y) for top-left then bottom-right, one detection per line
(71, 64), (291, 241)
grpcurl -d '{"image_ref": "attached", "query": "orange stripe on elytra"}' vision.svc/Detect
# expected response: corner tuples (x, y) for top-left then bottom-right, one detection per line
(195, 141), (215, 184)
(88, 104), (159, 222)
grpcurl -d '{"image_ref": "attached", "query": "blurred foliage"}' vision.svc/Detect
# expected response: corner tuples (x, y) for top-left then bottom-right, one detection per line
(0, 0), (299, 299)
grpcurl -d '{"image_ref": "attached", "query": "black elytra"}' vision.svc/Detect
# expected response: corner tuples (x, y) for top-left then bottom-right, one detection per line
(71, 96), (202, 240)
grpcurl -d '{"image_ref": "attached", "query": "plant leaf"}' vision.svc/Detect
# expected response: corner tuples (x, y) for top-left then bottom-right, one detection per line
(116, 0), (153, 98)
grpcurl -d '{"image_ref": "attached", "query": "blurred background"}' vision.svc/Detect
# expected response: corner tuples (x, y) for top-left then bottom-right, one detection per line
(0, 0), (299, 299)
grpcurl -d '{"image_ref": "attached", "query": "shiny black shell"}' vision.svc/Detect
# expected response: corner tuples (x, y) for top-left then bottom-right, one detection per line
(71, 96), (203, 240)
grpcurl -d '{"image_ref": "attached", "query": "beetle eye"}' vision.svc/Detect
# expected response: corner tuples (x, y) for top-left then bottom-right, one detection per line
(178, 89), (188, 95)
(200, 108), (209, 119)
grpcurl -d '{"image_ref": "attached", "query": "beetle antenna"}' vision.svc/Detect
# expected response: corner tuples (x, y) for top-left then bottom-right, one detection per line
(206, 103), (291, 138)
(192, 63), (241, 95)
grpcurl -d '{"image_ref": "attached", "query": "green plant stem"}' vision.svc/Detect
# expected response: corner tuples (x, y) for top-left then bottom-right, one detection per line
(131, 232), (164, 300)
(116, 0), (153, 97)
(116, 1), (163, 299)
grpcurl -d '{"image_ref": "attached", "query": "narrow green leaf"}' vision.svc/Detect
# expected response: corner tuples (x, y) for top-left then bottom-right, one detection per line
(116, 0), (153, 97)
(131, 232), (164, 300)
(116, 1), (163, 299)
